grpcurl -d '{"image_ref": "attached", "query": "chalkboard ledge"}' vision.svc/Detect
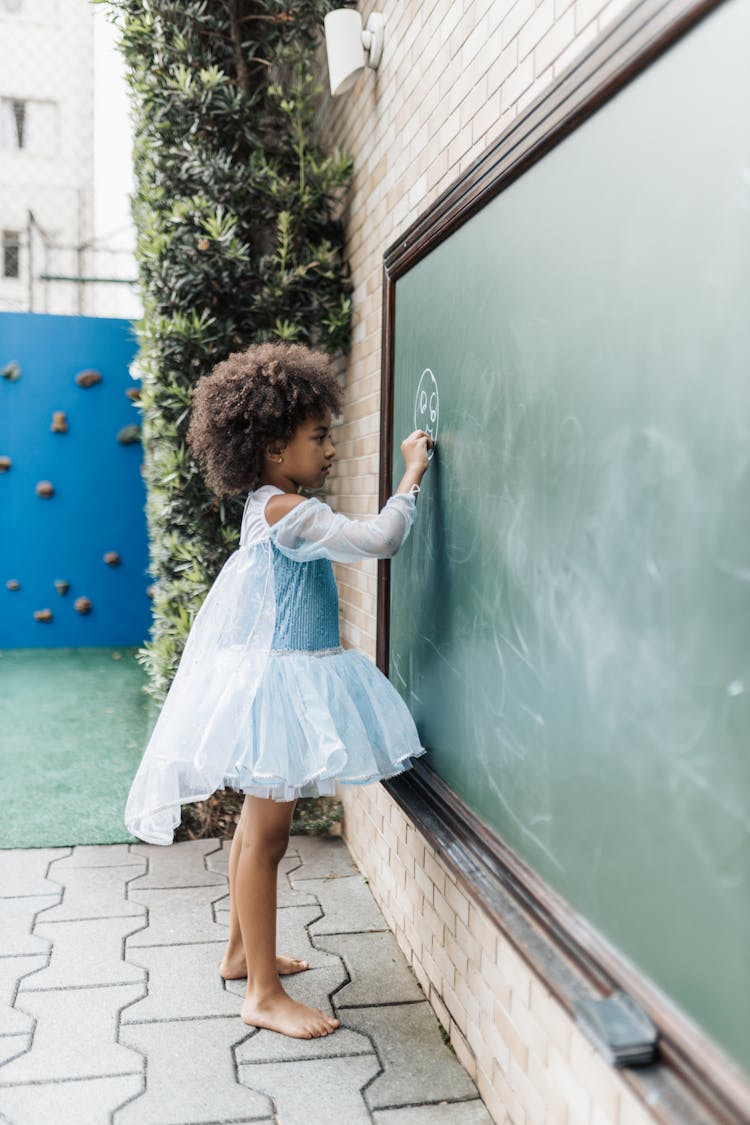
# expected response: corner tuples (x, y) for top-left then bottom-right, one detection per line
(383, 762), (749, 1124)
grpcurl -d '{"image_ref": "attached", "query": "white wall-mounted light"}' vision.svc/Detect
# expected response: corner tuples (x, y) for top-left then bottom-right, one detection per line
(323, 10), (385, 97)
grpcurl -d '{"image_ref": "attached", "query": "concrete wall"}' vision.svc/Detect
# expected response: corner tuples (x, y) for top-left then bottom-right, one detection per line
(315, 2), (657, 1121)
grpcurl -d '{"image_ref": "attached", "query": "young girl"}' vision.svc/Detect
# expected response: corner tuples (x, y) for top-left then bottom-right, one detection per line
(125, 341), (432, 1040)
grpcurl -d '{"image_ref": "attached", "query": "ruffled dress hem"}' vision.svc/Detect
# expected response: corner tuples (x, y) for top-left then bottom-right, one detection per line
(224, 742), (428, 801)
(126, 744), (427, 846)
(124, 486), (425, 846)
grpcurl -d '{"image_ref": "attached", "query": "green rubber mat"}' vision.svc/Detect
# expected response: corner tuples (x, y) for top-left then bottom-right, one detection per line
(0, 647), (157, 848)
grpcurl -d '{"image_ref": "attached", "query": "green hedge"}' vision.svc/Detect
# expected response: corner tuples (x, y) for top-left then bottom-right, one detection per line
(99, 0), (354, 700)
(100, 1), (353, 834)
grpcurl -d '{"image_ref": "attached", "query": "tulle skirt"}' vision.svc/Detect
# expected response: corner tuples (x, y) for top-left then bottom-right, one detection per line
(223, 647), (426, 801)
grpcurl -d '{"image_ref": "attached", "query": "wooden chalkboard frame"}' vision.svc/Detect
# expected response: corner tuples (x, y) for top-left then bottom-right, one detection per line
(376, 0), (749, 1120)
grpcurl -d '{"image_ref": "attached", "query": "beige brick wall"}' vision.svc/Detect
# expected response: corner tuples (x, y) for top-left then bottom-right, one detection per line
(316, 1), (657, 1120)
(340, 783), (656, 1125)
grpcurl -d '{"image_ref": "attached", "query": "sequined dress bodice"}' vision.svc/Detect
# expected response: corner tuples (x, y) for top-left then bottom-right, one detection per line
(270, 543), (340, 652)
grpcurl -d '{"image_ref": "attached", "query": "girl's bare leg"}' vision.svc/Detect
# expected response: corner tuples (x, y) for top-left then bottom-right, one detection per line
(238, 795), (340, 1038)
(220, 797), (309, 979)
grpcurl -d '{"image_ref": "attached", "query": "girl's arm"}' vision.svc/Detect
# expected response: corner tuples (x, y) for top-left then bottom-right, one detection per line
(269, 492), (417, 562)
(268, 430), (432, 563)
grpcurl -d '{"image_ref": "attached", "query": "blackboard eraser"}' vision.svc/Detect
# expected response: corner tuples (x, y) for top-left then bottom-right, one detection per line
(573, 990), (659, 1067)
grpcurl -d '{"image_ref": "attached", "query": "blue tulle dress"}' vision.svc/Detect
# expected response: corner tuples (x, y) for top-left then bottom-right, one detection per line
(124, 484), (426, 845)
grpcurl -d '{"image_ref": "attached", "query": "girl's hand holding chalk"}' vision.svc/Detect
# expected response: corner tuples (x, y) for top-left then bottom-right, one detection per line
(396, 430), (433, 498)
(401, 430), (434, 471)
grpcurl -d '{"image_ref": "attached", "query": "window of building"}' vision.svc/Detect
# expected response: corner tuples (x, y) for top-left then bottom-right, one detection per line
(0, 98), (57, 155)
(3, 232), (20, 279)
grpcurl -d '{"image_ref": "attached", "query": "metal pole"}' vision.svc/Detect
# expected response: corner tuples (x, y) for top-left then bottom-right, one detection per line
(77, 188), (85, 315)
(26, 209), (33, 312)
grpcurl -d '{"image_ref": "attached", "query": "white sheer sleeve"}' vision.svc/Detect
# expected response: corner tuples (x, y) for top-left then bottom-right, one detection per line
(270, 489), (418, 563)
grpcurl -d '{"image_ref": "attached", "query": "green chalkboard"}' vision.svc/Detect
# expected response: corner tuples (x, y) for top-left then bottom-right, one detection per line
(389, 0), (750, 1074)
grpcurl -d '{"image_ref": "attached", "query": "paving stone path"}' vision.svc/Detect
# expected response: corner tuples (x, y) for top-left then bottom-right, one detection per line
(0, 836), (494, 1124)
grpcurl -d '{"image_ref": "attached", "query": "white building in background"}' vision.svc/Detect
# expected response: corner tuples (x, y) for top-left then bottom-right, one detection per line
(0, 0), (140, 319)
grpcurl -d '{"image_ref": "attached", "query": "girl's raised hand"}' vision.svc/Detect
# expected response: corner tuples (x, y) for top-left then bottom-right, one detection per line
(401, 430), (434, 472)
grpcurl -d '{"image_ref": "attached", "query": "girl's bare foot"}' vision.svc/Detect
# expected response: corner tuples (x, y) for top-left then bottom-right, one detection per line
(220, 953), (310, 980)
(241, 990), (340, 1038)
(275, 955), (310, 975)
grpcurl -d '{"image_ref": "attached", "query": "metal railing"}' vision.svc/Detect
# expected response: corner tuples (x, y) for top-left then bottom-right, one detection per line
(0, 0), (141, 319)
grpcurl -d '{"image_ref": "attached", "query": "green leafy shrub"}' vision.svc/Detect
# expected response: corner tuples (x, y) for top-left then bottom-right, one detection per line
(100, 0), (353, 832)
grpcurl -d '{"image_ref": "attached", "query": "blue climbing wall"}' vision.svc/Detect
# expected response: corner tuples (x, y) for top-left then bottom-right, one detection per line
(0, 312), (153, 647)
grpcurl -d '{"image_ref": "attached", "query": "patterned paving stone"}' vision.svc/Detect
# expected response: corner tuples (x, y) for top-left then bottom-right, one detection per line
(236, 1022), (372, 1065)
(19, 918), (146, 990)
(0, 1074), (144, 1125)
(237, 1054), (379, 1125)
(116, 1017), (271, 1125)
(210, 852), (318, 914)
(373, 1100), (495, 1123)
(344, 1001), (480, 1110)
(276, 853), (319, 908)
(317, 930), (425, 1006)
(126, 884), (230, 946)
(206, 849), (316, 912)
(228, 965), (354, 1062)
(205, 841), (300, 879)
(0, 849), (69, 897)
(203, 837), (231, 878)
(289, 835), (359, 880)
(121, 942), (242, 1022)
(1, 898), (57, 956)
(213, 903), (340, 971)
(53, 845), (146, 870)
(0, 955), (46, 1035)
(305, 875), (390, 936)
(129, 839), (226, 888)
(0, 839), (491, 1124)
(36, 865), (145, 922)
(0, 1033), (29, 1067)
(0, 984), (144, 1084)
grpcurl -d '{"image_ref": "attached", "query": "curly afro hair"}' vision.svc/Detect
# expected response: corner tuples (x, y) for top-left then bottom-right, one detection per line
(187, 342), (344, 497)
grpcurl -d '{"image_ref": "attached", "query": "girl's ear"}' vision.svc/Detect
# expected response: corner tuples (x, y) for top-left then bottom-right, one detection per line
(266, 444), (284, 464)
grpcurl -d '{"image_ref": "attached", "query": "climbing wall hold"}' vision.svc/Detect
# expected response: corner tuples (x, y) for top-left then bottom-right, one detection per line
(125, 387), (141, 401)
(6, 579), (20, 591)
(117, 424), (141, 445)
(75, 369), (102, 388)
(103, 551), (121, 566)
(54, 580), (70, 595)
(0, 456), (11, 472)
(74, 596), (92, 614)
(51, 411), (68, 433)
(146, 585), (155, 599)
(34, 609), (53, 622)
(1, 361), (21, 381)
(36, 481), (55, 498)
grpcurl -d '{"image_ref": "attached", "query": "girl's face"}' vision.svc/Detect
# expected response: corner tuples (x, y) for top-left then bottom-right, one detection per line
(266, 410), (336, 491)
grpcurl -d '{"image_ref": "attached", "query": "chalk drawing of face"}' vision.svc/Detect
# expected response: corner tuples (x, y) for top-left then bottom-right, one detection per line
(414, 368), (439, 458)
